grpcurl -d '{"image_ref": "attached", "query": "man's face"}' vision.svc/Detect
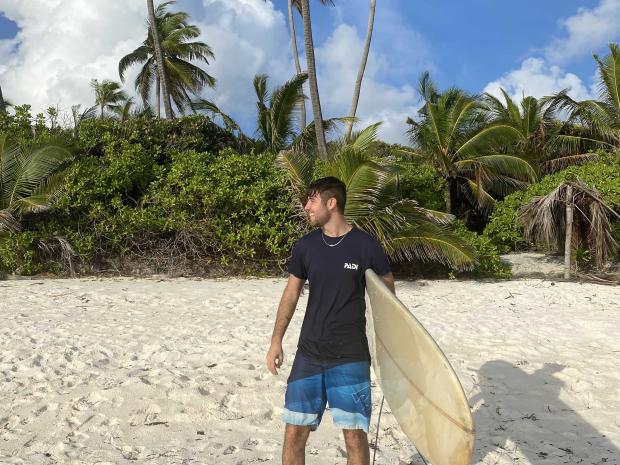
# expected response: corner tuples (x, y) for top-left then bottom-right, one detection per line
(304, 192), (331, 227)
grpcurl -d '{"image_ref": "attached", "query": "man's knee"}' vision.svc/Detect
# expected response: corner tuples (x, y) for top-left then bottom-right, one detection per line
(343, 428), (368, 448)
(284, 424), (311, 448)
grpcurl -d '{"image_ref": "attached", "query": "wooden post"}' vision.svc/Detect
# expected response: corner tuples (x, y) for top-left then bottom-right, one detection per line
(564, 184), (574, 279)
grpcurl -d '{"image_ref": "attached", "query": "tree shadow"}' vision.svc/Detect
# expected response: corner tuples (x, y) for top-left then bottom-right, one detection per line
(470, 360), (619, 464)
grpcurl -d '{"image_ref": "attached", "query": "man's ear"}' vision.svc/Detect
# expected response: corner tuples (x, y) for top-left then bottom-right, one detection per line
(327, 197), (338, 211)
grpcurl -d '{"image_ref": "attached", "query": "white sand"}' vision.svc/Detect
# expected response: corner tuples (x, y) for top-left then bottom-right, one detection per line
(0, 276), (619, 465)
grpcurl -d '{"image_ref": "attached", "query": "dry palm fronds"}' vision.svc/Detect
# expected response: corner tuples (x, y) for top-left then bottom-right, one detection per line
(518, 178), (619, 270)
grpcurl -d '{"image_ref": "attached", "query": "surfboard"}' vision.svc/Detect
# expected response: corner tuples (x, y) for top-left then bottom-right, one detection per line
(365, 269), (474, 465)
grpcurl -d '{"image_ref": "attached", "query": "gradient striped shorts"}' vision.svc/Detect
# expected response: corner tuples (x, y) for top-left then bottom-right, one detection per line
(283, 351), (371, 432)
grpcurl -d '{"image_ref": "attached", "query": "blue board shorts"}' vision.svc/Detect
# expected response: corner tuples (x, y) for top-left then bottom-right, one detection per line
(283, 351), (371, 432)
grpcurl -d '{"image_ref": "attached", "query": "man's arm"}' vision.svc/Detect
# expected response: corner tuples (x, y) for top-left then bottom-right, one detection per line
(380, 272), (395, 295)
(266, 274), (305, 375)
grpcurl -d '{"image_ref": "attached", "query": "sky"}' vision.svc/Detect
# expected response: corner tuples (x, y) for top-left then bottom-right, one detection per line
(0, 0), (618, 144)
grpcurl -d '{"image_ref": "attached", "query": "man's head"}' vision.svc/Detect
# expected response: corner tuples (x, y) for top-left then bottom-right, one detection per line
(304, 177), (347, 227)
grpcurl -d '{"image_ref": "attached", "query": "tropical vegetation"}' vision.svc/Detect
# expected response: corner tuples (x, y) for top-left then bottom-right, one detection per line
(2, 2), (620, 279)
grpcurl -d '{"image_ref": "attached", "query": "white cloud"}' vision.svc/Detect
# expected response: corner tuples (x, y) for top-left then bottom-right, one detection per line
(0, 0), (146, 115)
(546, 0), (620, 63)
(316, 24), (422, 144)
(0, 0), (425, 143)
(483, 57), (593, 102)
(192, 0), (293, 130)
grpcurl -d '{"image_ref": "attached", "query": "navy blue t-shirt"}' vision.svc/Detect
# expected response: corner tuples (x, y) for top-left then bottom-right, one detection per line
(287, 227), (391, 362)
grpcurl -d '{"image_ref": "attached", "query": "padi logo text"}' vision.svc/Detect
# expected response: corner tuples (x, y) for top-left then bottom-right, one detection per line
(344, 263), (359, 270)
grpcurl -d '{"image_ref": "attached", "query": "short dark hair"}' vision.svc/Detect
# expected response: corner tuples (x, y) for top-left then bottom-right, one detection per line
(305, 177), (347, 214)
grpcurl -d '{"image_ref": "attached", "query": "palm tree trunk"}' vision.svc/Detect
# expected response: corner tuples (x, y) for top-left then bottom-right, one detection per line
(564, 184), (574, 279)
(100, 103), (105, 120)
(300, 0), (327, 159)
(147, 0), (173, 119)
(288, 0), (306, 130)
(448, 178), (459, 216)
(344, 0), (376, 141)
(156, 73), (161, 119)
(0, 83), (6, 114)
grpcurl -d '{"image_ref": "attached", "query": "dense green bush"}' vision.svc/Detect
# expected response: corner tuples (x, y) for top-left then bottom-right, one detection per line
(484, 157), (620, 253)
(11, 143), (299, 274)
(451, 220), (512, 278)
(399, 161), (446, 211)
(77, 116), (238, 160)
(145, 148), (299, 263)
(374, 142), (446, 211)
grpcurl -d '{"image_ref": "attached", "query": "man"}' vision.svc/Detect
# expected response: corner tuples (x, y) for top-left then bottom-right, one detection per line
(266, 177), (394, 465)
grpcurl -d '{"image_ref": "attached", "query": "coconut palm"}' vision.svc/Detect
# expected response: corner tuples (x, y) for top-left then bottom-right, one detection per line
(90, 79), (128, 119)
(252, 73), (309, 153)
(519, 179), (619, 276)
(345, 0), (375, 141)
(120, 1), (215, 118)
(300, 0), (328, 159)
(483, 90), (599, 174)
(147, 0), (173, 119)
(278, 123), (478, 269)
(285, 0), (334, 131)
(551, 43), (620, 154)
(0, 133), (72, 233)
(70, 104), (97, 137)
(407, 73), (537, 221)
(0, 83), (6, 114)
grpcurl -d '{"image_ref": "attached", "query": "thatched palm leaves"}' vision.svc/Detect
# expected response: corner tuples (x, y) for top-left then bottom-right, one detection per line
(279, 123), (478, 270)
(519, 179), (619, 276)
(0, 133), (72, 233)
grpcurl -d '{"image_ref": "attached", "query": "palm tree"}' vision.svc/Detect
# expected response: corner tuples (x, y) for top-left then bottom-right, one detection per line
(147, 0), (173, 119)
(90, 79), (128, 119)
(551, 43), (620, 154)
(279, 123), (479, 269)
(0, 83), (6, 114)
(300, 0), (328, 159)
(407, 73), (536, 223)
(285, 0), (334, 132)
(288, 0), (306, 130)
(121, 1), (215, 118)
(483, 90), (599, 174)
(253, 73), (308, 153)
(0, 133), (72, 233)
(70, 104), (97, 137)
(345, 0), (375, 141)
(519, 179), (619, 277)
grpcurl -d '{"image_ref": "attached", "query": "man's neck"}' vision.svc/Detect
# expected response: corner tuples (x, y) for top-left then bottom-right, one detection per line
(321, 217), (352, 237)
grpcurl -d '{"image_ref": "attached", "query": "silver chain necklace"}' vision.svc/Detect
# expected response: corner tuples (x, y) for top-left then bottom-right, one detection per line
(321, 228), (352, 247)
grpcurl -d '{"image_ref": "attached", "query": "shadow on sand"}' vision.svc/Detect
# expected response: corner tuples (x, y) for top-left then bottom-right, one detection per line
(468, 360), (619, 464)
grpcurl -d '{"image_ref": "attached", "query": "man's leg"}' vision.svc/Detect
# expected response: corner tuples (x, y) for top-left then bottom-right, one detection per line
(282, 424), (311, 465)
(343, 429), (370, 465)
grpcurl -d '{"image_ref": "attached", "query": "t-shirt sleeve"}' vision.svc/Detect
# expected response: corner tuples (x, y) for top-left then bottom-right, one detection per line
(369, 238), (391, 276)
(287, 239), (307, 280)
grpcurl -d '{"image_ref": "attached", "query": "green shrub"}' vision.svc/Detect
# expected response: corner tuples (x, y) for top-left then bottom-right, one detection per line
(484, 158), (620, 253)
(147, 148), (299, 263)
(451, 220), (512, 278)
(77, 116), (238, 160)
(399, 161), (446, 211)
(0, 232), (48, 275)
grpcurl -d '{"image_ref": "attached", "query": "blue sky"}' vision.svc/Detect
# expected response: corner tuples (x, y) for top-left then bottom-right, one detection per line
(0, 0), (618, 143)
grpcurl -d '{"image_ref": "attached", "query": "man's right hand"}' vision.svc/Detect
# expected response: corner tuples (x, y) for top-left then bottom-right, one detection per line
(266, 343), (284, 375)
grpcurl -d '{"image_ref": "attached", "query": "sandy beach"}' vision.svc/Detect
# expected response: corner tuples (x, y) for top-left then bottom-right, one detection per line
(0, 275), (619, 465)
